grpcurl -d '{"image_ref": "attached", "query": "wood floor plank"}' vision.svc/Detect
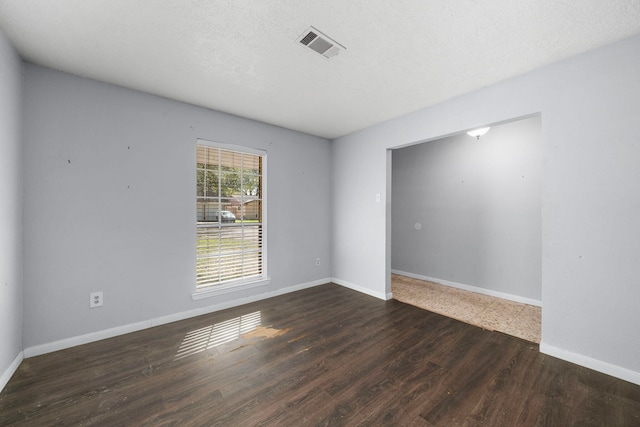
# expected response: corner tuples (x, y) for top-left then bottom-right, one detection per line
(1, 283), (639, 426)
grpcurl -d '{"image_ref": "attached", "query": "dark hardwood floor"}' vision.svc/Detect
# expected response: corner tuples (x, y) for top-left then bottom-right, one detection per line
(1, 283), (639, 426)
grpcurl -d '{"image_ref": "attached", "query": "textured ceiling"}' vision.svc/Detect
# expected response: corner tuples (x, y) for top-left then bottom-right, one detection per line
(1, 0), (640, 138)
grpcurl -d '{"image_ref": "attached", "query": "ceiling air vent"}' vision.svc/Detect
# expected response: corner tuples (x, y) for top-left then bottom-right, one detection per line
(297, 26), (345, 59)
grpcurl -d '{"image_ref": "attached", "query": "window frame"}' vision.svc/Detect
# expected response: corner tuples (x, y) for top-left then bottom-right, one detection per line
(192, 139), (270, 300)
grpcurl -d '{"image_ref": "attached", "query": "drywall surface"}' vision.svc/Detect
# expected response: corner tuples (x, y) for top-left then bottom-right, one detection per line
(391, 116), (542, 301)
(22, 64), (332, 349)
(332, 34), (640, 382)
(0, 30), (23, 387)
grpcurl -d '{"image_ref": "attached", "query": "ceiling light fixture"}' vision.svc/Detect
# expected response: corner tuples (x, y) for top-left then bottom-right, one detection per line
(467, 127), (490, 139)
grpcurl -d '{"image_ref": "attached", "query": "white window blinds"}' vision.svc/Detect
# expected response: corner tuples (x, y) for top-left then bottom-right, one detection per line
(196, 143), (265, 289)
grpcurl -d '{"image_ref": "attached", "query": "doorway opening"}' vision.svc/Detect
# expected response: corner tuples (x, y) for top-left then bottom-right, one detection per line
(388, 115), (542, 343)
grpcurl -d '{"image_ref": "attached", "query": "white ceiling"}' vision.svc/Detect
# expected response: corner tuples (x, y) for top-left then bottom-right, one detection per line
(1, 1), (640, 139)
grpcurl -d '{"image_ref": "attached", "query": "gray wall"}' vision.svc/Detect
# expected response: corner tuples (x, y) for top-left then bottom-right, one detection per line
(391, 116), (542, 302)
(23, 64), (332, 350)
(332, 34), (640, 383)
(0, 30), (23, 387)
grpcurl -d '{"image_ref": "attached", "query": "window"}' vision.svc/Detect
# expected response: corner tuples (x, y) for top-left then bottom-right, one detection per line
(195, 141), (267, 295)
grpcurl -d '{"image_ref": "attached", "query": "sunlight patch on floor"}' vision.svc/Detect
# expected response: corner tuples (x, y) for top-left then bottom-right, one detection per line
(175, 311), (262, 360)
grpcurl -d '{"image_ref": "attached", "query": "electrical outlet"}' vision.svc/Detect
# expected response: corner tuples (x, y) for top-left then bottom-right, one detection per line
(316, 258), (320, 266)
(90, 291), (103, 308)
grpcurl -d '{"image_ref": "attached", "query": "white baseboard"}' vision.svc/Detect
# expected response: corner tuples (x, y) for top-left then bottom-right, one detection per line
(24, 278), (331, 358)
(332, 278), (390, 300)
(540, 342), (640, 386)
(16, 277), (640, 389)
(1, 351), (24, 393)
(391, 270), (542, 307)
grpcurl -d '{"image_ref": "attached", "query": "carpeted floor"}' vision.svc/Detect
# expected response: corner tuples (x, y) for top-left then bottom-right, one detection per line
(392, 274), (541, 343)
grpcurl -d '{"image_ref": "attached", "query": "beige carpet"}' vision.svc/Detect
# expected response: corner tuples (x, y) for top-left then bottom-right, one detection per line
(392, 274), (541, 344)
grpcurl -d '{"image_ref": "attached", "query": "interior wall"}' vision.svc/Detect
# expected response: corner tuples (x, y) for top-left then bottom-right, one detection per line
(0, 30), (23, 388)
(391, 116), (542, 302)
(22, 64), (332, 351)
(332, 34), (640, 384)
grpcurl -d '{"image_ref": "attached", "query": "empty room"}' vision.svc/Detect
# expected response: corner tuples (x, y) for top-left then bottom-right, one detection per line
(2, 1), (640, 425)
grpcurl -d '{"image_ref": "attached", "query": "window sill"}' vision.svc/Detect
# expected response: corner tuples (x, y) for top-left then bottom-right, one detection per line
(191, 278), (272, 300)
